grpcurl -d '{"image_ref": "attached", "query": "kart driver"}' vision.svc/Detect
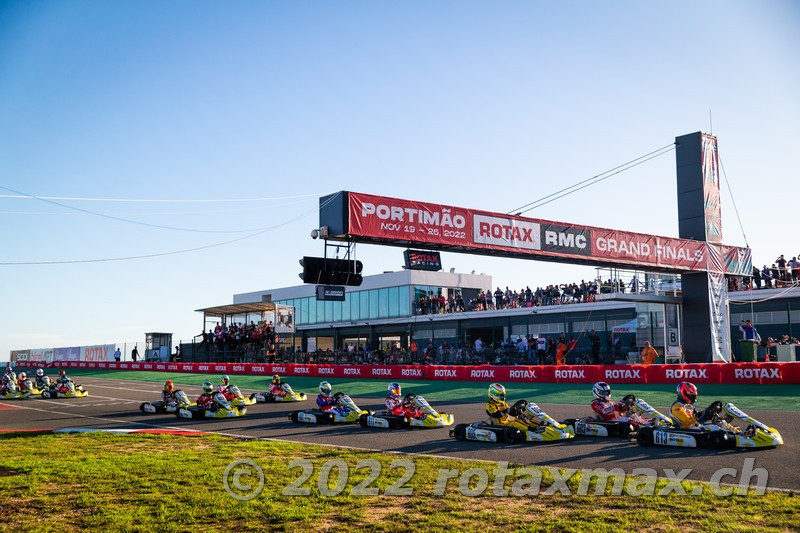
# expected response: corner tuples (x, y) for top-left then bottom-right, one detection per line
(34, 369), (49, 388)
(57, 375), (72, 394)
(0, 375), (12, 395)
(16, 372), (30, 392)
(316, 381), (338, 411)
(162, 380), (179, 404)
(671, 382), (702, 428)
(269, 375), (286, 397)
(218, 375), (232, 394)
(197, 381), (219, 410)
(590, 382), (635, 421)
(485, 383), (538, 431)
(385, 382), (404, 415)
(402, 393), (425, 419)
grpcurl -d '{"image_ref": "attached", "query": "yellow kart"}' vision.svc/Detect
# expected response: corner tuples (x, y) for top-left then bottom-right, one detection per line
(359, 395), (454, 429)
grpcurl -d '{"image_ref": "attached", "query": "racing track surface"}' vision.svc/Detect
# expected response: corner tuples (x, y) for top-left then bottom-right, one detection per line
(2, 376), (799, 491)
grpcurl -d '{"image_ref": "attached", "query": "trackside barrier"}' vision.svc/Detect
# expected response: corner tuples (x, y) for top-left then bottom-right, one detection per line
(42, 360), (800, 385)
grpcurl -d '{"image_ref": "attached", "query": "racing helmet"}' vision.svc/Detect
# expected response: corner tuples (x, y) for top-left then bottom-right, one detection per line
(164, 380), (174, 393)
(202, 381), (214, 394)
(592, 382), (612, 401)
(59, 370), (66, 376)
(272, 374), (281, 385)
(9, 372), (16, 381)
(18, 372), (26, 380)
(388, 382), (401, 396)
(677, 382), (698, 404)
(319, 381), (332, 397)
(36, 369), (44, 377)
(221, 375), (230, 386)
(488, 383), (506, 402)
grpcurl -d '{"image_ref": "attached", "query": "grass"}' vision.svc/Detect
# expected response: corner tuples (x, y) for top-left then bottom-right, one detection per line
(0, 433), (798, 532)
(31, 367), (800, 411)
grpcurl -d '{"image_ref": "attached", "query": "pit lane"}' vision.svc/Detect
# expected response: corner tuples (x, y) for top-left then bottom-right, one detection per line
(2, 376), (799, 491)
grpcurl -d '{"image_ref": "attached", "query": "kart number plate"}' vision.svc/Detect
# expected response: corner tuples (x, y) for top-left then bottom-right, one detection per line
(653, 430), (669, 445)
(143, 404), (156, 414)
(575, 421), (587, 434)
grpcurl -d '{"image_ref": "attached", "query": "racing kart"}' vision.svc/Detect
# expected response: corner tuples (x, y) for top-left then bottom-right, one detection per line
(636, 401), (783, 449)
(451, 400), (573, 443)
(41, 382), (89, 399)
(289, 392), (369, 424)
(140, 390), (194, 414)
(176, 393), (247, 419)
(221, 385), (256, 407)
(252, 383), (308, 403)
(359, 394), (454, 429)
(0, 384), (31, 400)
(562, 396), (664, 439)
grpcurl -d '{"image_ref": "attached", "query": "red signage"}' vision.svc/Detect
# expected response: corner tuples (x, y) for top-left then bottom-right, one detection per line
(342, 192), (750, 274)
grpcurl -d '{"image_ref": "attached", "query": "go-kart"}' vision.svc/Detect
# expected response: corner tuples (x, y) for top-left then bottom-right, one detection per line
(220, 385), (256, 407)
(451, 400), (573, 443)
(290, 392), (369, 424)
(176, 393), (247, 419)
(140, 390), (194, 414)
(41, 382), (89, 399)
(562, 397), (665, 439)
(636, 401), (783, 449)
(0, 384), (31, 400)
(252, 383), (307, 403)
(359, 394), (454, 429)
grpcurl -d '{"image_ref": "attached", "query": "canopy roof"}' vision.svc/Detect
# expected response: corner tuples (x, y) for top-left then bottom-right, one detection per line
(195, 302), (277, 317)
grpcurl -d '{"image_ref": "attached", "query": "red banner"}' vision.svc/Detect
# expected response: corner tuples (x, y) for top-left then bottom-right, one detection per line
(345, 192), (750, 275)
(48, 361), (800, 384)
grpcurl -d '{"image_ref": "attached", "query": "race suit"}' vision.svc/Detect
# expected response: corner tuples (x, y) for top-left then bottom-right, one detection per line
(487, 400), (534, 431)
(197, 393), (218, 410)
(34, 377), (49, 389)
(17, 379), (31, 392)
(402, 395), (424, 419)
(269, 383), (286, 397)
(161, 391), (181, 404)
(317, 394), (348, 416)
(591, 398), (631, 421)
(385, 394), (404, 416)
(670, 400), (700, 428)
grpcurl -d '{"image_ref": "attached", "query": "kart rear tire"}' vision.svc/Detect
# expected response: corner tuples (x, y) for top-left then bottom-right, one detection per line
(391, 417), (408, 430)
(637, 427), (654, 447)
(708, 431), (729, 450)
(452, 424), (468, 441)
(139, 403), (148, 413)
(504, 428), (524, 444)
(618, 423), (636, 438)
(358, 414), (369, 427)
(290, 411), (300, 423)
(42, 390), (51, 399)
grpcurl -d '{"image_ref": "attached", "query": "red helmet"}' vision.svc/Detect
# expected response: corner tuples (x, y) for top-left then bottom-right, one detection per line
(677, 382), (698, 404)
(164, 380), (174, 393)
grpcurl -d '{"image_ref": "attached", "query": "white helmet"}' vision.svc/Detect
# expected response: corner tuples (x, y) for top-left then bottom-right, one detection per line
(592, 382), (611, 401)
(36, 369), (44, 377)
(18, 372), (26, 380)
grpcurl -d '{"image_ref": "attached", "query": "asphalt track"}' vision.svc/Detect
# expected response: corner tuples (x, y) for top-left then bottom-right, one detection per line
(2, 376), (799, 491)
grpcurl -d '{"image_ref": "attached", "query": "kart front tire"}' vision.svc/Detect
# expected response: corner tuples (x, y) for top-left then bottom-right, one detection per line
(637, 427), (654, 447)
(42, 390), (51, 399)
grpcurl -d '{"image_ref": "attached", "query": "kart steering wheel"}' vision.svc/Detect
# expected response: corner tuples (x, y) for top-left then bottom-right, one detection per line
(622, 394), (636, 405)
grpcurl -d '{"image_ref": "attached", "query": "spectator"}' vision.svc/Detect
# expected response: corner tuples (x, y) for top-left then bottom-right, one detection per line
(739, 320), (761, 342)
(536, 336), (546, 363)
(114, 347), (121, 362)
(474, 337), (483, 354)
(556, 340), (566, 365)
(641, 341), (658, 365)
(131, 346), (139, 362)
(588, 330), (601, 364)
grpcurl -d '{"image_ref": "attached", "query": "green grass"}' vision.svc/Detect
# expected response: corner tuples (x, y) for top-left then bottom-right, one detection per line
(0, 433), (798, 532)
(37, 367), (800, 411)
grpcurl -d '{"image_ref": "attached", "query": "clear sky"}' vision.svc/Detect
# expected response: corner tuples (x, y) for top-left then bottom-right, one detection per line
(1, 1), (798, 360)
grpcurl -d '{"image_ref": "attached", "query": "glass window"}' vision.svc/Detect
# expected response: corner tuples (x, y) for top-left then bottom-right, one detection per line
(378, 288), (389, 318)
(359, 291), (369, 320)
(324, 300), (333, 322)
(388, 286), (399, 317)
(333, 300), (342, 322)
(317, 300), (325, 324)
(307, 297), (316, 324)
(369, 290), (379, 319)
(341, 293), (351, 322)
(350, 292), (359, 321)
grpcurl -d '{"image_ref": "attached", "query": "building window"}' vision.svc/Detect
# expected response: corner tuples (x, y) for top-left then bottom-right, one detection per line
(388, 286), (399, 317)
(378, 288), (389, 318)
(360, 291), (370, 321)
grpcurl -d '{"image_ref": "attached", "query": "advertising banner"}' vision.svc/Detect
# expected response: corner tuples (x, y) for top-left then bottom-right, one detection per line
(645, 363), (721, 384)
(11, 350), (30, 363)
(275, 305), (295, 334)
(81, 344), (115, 362)
(708, 271), (731, 362)
(344, 192), (750, 274)
(701, 134), (723, 243)
(53, 347), (81, 361)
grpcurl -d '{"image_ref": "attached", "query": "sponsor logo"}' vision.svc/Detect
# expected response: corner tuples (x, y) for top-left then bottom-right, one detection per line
(271, 366), (286, 373)
(509, 370), (537, 379)
(555, 369), (585, 379)
(665, 368), (708, 380)
(214, 365), (227, 372)
(232, 365), (245, 372)
(318, 367), (335, 375)
(372, 368), (393, 376)
(434, 369), (457, 378)
(168, 365), (179, 370)
(252, 366), (266, 373)
(470, 369), (495, 378)
(98, 363), (107, 368)
(473, 214), (540, 250)
(360, 201), (466, 229)
(343, 368), (362, 376)
(131, 364), (140, 369)
(541, 224), (592, 255)
(294, 367), (310, 374)
(604, 369), (641, 380)
(401, 368), (424, 377)
(734, 368), (781, 379)
(156, 364), (166, 370)
(198, 365), (210, 371)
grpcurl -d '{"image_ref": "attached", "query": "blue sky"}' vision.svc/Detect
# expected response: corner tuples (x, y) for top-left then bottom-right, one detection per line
(1, 1), (798, 359)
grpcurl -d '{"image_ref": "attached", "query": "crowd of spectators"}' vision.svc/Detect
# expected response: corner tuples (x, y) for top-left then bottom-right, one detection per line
(734, 254), (800, 291)
(197, 321), (279, 353)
